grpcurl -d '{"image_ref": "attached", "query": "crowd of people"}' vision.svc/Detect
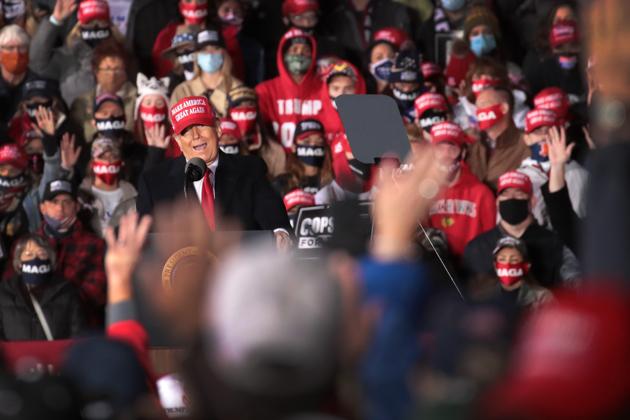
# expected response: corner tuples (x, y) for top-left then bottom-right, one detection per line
(0, 0), (627, 418)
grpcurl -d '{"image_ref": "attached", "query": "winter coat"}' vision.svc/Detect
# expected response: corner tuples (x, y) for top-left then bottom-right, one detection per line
(29, 18), (95, 106)
(255, 29), (324, 150)
(70, 81), (138, 143)
(0, 275), (85, 341)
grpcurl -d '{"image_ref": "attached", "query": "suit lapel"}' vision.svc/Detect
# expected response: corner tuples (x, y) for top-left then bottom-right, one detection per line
(215, 152), (240, 213)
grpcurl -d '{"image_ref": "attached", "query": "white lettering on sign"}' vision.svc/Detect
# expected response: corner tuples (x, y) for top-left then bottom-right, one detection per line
(299, 216), (334, 236)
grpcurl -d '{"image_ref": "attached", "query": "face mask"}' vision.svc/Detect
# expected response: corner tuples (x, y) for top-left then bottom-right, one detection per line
(43, 213), (76, 234)
(296, 144), (325, 167)
(557, 54), (578, 70)
(419, 110), (448, 133)
(476, 104), (504, 131)
(0, 173), (27, 189)
(197, 52), (224, 74)
(180, 1), (208, 25)
(284, 54), (311, 75)
(93, 160), (122, 185)
(80, 26), (111, 48)
(348, 158), (372, 181)
(177, 52), (196, 76)
(95, 116), (126, 137)
(529, 142), (549, 163)
(0, 50), (28, 74)
(470, 33), (496, 57)
(494, 261), (529, 287)
(21, 258), (52, 286)
(370, 58), (394, 82)
(25, 100), (54, 123)
(139, 103), (167, 131)
(442, 0), (466, 12)
(220, 144), (240, 154)
(499, 198), (530, 225)
(393, 87), (422, 110)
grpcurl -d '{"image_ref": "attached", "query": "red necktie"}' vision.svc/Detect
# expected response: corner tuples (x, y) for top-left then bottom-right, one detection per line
(201, 171), (216, 230)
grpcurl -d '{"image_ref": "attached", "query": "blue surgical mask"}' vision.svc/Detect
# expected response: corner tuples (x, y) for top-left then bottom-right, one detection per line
(470, 34), (496, 57)
(442, 0), (466, 12)
(197, 52), (224, 74)
(370, 58), (394, 82)
(21, 258), (52, 286)
(529, 142), (549, 163)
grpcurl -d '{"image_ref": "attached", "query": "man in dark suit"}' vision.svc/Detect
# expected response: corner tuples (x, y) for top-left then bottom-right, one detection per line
(136, 96), (291, 245)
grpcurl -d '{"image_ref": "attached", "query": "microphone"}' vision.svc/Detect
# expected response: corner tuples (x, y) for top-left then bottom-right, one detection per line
(184, 157), (207, 199)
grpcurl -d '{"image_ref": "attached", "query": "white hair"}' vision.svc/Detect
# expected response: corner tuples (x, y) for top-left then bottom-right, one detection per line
(0, 24), (30, 48)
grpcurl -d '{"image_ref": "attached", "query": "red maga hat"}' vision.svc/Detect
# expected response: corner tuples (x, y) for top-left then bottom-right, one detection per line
(497, 171), (533, 196)
(170, 96), (215, 135)
(525, 109), (558, 133)
(78, 0), (110, 25)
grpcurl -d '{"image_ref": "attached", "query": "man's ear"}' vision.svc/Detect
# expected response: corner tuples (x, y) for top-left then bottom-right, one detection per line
(39, 202), (46, 216)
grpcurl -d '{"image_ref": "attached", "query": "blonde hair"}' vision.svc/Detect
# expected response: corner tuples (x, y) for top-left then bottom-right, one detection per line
(0, 24), (30, 47)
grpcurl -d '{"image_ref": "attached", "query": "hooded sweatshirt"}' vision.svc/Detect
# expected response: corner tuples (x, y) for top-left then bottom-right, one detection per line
(428, 164), (497, 258)
(255, 29), (323, 151)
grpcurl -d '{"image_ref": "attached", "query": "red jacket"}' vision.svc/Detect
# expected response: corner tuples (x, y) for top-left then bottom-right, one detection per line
(255, 29), (324, 151)
(428, 164), (497, 258)
(152, 22), (179, 78)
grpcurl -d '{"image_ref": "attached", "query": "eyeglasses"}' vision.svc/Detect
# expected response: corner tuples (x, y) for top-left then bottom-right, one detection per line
(98, 67), (125, 74)
(1, 44), (27, 53)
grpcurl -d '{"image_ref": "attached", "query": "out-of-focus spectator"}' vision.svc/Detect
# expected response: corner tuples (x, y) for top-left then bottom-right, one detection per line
(322, 0), (413, 69)
(161, 26), (198, 95)
(70, 40), (136, 143)
(0, 24), (36, 124)
(280, 118), (332, 197)
(30, 0), (125, 105)
(492, 236), (552, 308)
(519, 111), (587, 229)
(418, 0), (470, 64)
(217, 0), (266, 87)
(152, 0), (209, 78)
(453, 57), (529, 131)
(80, 135), (137, 237)
(365, 27), (411, 94)
(39, 178), (106, 327)
(427, 121), (496, 259)
(467, 87), (530, 189)
(414, 92), (451, 141)
(388, 49), (423, 123)
(256, 28), (323, 150)
(464, 170), (580, 289)
(217, 117), (245, 155)
(226, 85), (287, 177)
(171, 27), (243, 118)
(0, 233), (85, 340)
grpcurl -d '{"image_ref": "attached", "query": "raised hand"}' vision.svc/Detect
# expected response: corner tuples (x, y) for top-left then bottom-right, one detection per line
(35, 106), (55, 136)
(60, 133), (82, 171)
(547, 125), (575, 167)
(372, 146), (448, 260)
(145, 124), (171, 149)
(52, 0), (77, 23)
(104, 211), (153, 304)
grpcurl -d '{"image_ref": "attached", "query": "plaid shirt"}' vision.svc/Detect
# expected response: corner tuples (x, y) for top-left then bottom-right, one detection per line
(39, 221), (107, 313)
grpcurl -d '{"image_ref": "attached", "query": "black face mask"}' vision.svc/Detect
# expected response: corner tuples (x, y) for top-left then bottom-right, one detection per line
(419, 110), (448, 133)
(80, 26), (111, 48)
(219, 144), (240, 155)
(296, 145), (325, 167)
(499, 198), (530, 225)
(21, 258), (52, 286)
(25, 99), (53, 123)
(392, 87), (422, 110)
(0, 173), (27, 189)
(95, 116), (126, 138)
(348, 158), (372, 181)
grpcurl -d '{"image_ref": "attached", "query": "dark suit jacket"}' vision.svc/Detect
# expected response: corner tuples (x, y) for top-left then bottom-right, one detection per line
(136, 152), (291, 232)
